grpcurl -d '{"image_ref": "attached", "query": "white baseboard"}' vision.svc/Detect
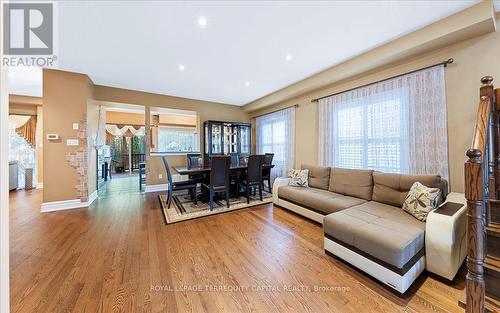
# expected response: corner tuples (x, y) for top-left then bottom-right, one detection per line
(41, 190), (98, 213)
(145, 184), (169, 193)
(36, 183), (43, 189)
(87, 190), (98, 206)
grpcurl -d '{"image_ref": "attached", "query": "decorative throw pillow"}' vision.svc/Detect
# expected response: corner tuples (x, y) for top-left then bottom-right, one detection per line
(403, 182), (441, 222)
(288, 169), (309, 187)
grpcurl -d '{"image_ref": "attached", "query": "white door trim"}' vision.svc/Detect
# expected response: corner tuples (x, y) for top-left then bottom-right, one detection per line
(0, 10), (11, 310)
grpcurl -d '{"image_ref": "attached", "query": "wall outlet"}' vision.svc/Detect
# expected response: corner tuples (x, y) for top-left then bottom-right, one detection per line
(158, 174), (163, 179)
(72, 123), (79, 130)
(66, 139), (79, 146)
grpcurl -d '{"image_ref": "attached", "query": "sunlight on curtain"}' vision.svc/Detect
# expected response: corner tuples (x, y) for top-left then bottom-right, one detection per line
(256, 107), (295, 182)
(319, 65), (448, 182)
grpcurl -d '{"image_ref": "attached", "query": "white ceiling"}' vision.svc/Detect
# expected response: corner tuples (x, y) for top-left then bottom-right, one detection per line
(9, 0), (499, 105)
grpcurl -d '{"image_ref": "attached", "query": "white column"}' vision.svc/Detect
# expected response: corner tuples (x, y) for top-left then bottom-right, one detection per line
(0, 2), (11, 309)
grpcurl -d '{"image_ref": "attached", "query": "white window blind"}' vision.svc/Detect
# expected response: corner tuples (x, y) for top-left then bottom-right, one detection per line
(157, 126), (199, 153)
(319, 65), (449, 182)
(256, 107), (295, 181)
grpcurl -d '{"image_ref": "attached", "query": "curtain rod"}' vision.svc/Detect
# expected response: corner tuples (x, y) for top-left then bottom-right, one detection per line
(310, 58), (454, 103)
(254, 103), (299, 118)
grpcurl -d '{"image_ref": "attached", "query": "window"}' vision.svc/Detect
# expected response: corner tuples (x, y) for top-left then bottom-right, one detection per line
(319, 65), (449, 181)
(334, 95), (406, 173)
(157, 126), (199, 153)
(256, 107), (295, 181)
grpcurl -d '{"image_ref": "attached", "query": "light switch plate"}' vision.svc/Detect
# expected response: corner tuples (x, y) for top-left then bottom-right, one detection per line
(46, 134), (59, 140)
(72, 123), (79, 130)
(158, 174), (163, 179)
(66, 139), (79, 146)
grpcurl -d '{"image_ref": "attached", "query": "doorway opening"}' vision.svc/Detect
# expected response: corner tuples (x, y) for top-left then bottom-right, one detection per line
(98, 103), (146, 195)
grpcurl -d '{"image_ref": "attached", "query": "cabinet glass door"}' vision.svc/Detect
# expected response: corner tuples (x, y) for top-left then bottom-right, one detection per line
(204, 123), (209, 153)
(224, 125), (238, 154)
(240, 125), (250, 155)
(211, 123), (222, 154)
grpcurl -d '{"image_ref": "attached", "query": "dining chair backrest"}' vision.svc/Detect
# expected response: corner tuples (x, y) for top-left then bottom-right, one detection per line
(187, 153), (201, 168)
(229, 153), (239, 166)
(247, 155), (265, 183)
(239, 156), (248, 165)
(210, 156), (231, 189)
(263, 153), (274, 165)
(161, 156), (173, 184)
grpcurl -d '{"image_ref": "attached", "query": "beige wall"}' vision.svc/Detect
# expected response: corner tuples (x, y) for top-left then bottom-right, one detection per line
(249, 26), (500, 193)
(43, 69), (91, 202)
(94, 85), (249, 185)
(105, 111), (145, 125)
(158, 114), (196, 126)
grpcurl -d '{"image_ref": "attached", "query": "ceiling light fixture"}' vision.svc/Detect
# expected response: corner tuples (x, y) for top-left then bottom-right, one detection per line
(178, 64), (185, 71)
(198, 17), (208, 27)
(245, 81), (250, 87)
(285, 54), (293, 61)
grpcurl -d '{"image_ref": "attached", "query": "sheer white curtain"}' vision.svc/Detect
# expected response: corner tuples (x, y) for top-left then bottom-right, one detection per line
(256, 107), (295, 182)
(319, 65), (449, 182)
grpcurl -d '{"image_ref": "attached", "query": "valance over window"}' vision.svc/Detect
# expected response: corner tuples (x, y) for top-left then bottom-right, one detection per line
(9, 115), (37, 148)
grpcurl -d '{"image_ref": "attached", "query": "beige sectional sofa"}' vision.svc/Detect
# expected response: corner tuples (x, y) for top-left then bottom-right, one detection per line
(272, 165), (467, 294)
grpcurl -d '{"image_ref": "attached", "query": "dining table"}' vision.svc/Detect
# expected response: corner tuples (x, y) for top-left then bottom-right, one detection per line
(173, 164), (274, 176)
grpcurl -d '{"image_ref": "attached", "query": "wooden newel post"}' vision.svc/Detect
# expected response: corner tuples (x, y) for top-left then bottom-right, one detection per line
(465, 148), (485, 313)
(464, 76), (495, 313)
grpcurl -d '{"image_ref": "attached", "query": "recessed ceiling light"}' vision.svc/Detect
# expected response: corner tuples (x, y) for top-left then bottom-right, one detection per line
(198, 17), (208, 27)
(285, 54), (293, 61)
(245, 81), (250, 87)
(178, 64), (185, 71)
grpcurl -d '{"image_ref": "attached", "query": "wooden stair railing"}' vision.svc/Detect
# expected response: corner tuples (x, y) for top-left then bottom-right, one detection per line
(464, 76), (500, 313)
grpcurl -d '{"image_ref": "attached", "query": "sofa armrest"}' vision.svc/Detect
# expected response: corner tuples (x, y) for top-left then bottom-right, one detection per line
(272, 177), (289, 204)
(425, 192), (467, 281)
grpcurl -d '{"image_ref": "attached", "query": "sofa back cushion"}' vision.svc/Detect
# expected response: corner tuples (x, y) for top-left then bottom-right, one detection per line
(329, 168), (374, 200)
(301, 165), (330, 190)
(372, 172), (442, 207)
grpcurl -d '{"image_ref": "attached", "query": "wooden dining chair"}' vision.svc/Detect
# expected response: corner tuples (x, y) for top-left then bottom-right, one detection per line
(186, 153), (203, 199)
(261, 153), (274, 193)
(202, 155), (231, 210)
(161, 156), (197, 209)
(186, 153), (202, 168)
(238, 155), (265, 204)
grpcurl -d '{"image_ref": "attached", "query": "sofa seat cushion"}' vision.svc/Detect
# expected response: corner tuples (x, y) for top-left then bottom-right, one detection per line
(324, 201), (425, 269)
(278, 186), (366, 215)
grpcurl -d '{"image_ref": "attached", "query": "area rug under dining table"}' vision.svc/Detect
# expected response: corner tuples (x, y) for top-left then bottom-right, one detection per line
(159, 189), (273, 224)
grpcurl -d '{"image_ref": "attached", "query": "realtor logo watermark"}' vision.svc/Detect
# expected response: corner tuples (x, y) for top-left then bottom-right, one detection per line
(2, 1), (58, 67)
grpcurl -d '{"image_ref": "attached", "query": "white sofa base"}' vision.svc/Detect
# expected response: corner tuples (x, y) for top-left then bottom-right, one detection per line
(274, 198), (325, 224)
(324, 237), (425, 294)
(425, 192), (467, 281)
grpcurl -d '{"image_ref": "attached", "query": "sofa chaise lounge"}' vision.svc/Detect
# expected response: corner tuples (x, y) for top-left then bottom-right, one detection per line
(272, 165), (467, 294)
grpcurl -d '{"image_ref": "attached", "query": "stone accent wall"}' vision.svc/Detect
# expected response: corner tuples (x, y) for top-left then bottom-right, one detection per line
(65, 118), (88, 202)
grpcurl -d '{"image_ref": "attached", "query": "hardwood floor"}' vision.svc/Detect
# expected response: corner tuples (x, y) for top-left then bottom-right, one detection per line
(9, 177), (466, 313)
